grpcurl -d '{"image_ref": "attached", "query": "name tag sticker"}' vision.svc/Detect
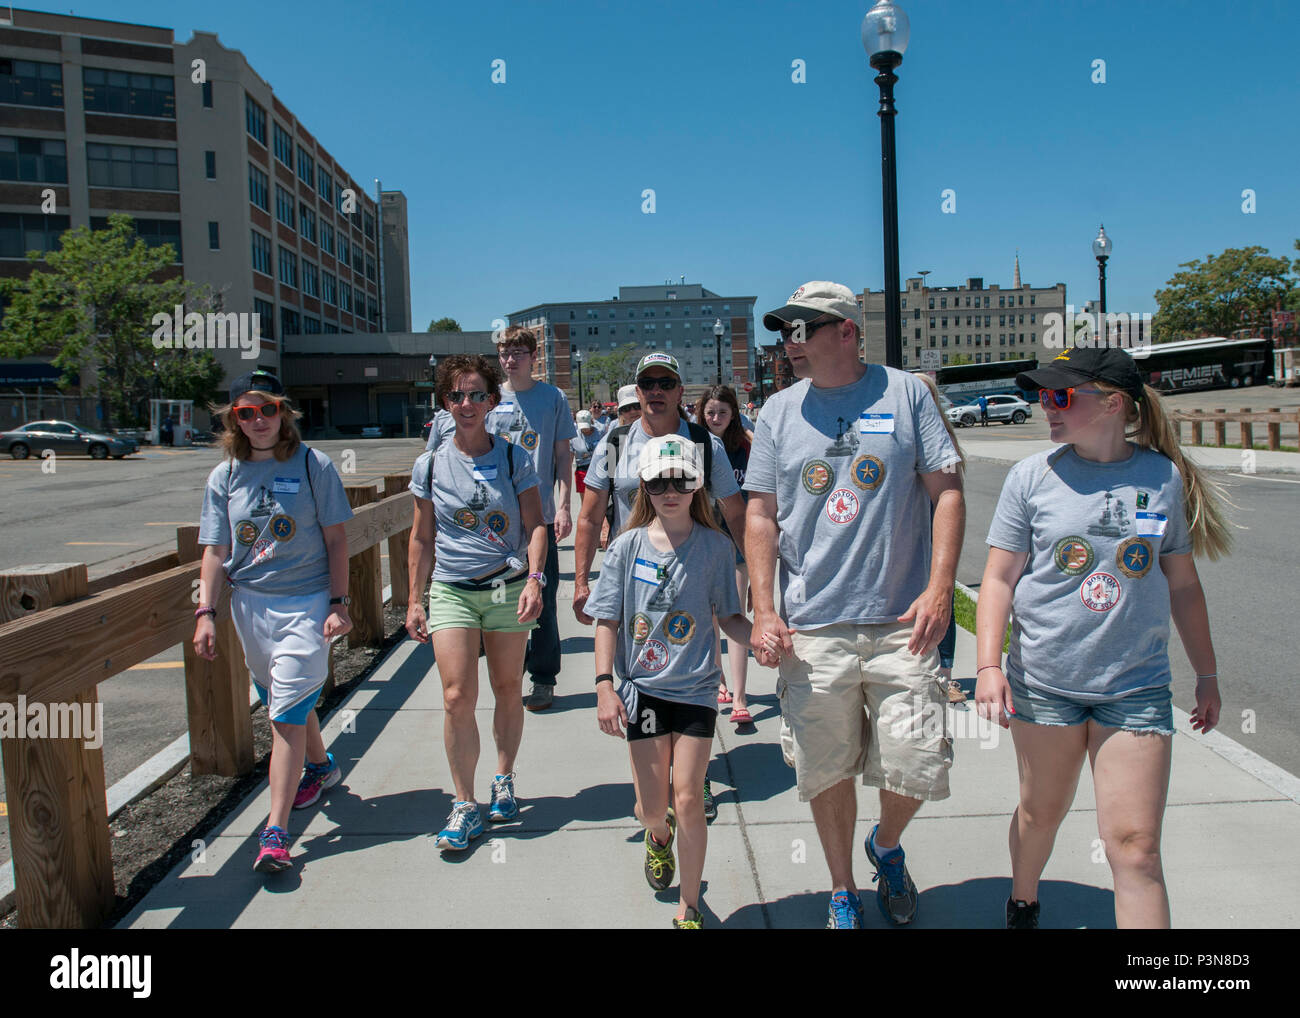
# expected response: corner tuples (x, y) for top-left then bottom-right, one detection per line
(493, 402), (515, 413)
(858, 413), (895, 435)
(472, 464), (498, 482)
(1135, 511), (1167, 537)
(272, 477), (301, 494)
(634, 557), (663, 586)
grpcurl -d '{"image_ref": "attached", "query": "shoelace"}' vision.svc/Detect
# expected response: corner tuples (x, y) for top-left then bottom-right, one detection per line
(828, 894), (859, 927)
(872, 853), (908, 896)
(260, 827), (288, 849)
(491, 778), (513, 805)
(445, 804), (476, 833)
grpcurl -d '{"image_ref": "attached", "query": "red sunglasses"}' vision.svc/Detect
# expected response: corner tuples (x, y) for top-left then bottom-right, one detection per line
(234, 401), (282, 422)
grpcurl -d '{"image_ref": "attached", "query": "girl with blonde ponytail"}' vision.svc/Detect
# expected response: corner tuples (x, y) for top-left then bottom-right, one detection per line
(973, 348), (1225, 930)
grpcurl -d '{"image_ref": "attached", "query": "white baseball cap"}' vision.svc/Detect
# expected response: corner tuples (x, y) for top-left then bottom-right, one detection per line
(635, 352), (681, 379)
(575, 410), (593, 426)
(617, 384), (640, 409)
(762, 281), (859, 332)
(638, 435), (703, 490)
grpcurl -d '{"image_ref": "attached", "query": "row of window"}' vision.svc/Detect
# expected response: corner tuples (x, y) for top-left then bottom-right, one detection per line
(580, 304), (730, 319)
(260, 232), (373, 310)
(909, 332), (1036, 348)
(582, 320), (728, 336)
(902, 352), (1005, 366)
(0, 137), (180, 190)
(82, 68), (174, 119)
(925, 313), (1037, 328)
(915, 293), (1039, 310)
(0, 136), (67, 183)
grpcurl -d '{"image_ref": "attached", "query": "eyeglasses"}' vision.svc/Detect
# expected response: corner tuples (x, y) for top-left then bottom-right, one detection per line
(498, 347), (532, 361)
(1039, 387), (1107, 410)
(447, 390), (490, 405)
(778, 318), (839, 343)
(643, 476), (695, 495)
(234, 401), (281, 422)
(636, 376), (679, 392)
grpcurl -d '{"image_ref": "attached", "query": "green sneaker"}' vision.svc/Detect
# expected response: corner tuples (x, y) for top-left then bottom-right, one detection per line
(703, 778), (717, 822)
(673, 905), (703, 929)
(643, 807), (676, 891)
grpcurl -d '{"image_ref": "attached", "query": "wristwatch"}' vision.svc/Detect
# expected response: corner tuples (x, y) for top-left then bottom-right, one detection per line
(527, 572), (547, 587)
(330, 596), (351, 606)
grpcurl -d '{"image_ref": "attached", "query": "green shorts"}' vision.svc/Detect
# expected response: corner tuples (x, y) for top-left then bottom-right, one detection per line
(427, 577), (538, 634)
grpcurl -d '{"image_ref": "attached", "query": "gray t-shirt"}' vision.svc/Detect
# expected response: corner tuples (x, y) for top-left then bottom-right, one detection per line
(199, 446), (353, 596)
(585, 418), (740, 536)
(571, 428), (601, 468)
(587, 524), (742, 709)
(425, 384), (575, 523)
(986, 444), (1192, 702)
(410, 436), (540, 583)
(744, 365), (960, 628)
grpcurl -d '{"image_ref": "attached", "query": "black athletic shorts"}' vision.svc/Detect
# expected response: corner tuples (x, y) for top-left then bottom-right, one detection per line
(624, 689), (717, 742)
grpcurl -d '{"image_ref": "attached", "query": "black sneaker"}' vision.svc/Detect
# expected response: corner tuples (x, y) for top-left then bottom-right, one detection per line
(673, 905), (703, 929)
(524, 683), (554, 711)
(1006, 897), (1040, 929)
(864, 824), (918, 925)
(703, 778), (717, 822)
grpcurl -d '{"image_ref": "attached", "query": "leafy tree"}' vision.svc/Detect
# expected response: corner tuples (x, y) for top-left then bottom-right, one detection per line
(428, 317), (462, 332)
(581, 343), (639, 395)
(0, 214), (222, 427)
(948, 353), (974, 366)
(1152, 245), (1294, 342)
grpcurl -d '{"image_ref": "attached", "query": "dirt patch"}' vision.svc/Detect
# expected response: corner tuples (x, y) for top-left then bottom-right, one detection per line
(1, 603), (410, 930)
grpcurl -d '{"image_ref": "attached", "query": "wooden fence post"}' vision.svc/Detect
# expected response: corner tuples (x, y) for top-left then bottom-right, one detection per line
(176, 527), (253, 777)
(345, 485), (383, 646)
(1268, 408), (1281, 451)
(0, 564), (114, 929)
(383, 473), (412, 610)
(1240, 407), (1253, 450)
(1191, 417), (1203, 445)
(1214, 409), (1226, 447)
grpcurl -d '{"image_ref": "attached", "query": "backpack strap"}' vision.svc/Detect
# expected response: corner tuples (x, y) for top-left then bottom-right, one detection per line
(302, 444), (317, 507)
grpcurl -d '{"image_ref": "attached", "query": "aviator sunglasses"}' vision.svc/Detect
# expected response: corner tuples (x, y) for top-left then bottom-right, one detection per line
(234, 401), (281, 422)
(447, 390), (490, 404)
(643, 476), (695, 495)
(1039, 387), (1107, 411)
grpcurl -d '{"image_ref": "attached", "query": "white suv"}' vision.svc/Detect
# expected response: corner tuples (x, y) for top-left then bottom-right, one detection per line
(947, 394), (1033, 427)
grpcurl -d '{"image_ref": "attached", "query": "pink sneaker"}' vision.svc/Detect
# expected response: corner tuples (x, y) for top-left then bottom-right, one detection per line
(294, 752), (341, 809)
(254, 826), (292, 873)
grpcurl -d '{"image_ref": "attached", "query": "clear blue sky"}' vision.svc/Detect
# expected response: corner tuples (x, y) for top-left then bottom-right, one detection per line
(58, 0), (1300, 337)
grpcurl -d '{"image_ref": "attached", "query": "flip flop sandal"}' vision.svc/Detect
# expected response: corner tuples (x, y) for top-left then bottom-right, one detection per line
(718, 690), (734, 705)
(729, 707), (754, 724)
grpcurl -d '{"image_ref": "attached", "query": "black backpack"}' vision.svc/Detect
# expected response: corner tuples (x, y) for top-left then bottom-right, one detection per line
(603, 422), (714, 531)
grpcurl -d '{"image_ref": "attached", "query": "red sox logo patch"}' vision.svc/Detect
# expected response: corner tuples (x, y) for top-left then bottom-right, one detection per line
(1080, 571), (1121, 612)
(825, 488), (860, 524)
(637, 638), (669, 673)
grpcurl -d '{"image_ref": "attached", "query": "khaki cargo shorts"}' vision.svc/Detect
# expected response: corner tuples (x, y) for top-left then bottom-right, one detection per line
(777, 620), (953, 803)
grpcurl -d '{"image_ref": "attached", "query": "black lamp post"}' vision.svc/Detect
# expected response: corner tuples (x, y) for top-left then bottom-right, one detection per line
(573, 346), (584, 407)
(863, 1), (910, 370)
(755, 341), (766, 402)
(713, 318), (724, 384)
(1092, 224), (1112, 344)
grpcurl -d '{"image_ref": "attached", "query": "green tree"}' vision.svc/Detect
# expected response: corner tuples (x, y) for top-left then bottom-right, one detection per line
(948, 353), (974, 366)
(0, 214), (221, 427)
(427, 317), (462, 332)
(582, 343), (639, 395)
(1152, 245), (1294, 342)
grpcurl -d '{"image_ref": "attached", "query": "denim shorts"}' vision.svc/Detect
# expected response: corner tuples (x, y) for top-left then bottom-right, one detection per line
(1006, 670), (1174, 735)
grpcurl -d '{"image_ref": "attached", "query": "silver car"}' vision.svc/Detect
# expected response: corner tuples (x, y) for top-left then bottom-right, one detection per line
(0, 420), (139, 459)
(947, 395), (1033, 427)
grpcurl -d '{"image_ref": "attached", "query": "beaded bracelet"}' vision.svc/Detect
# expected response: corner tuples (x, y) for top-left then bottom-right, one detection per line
(976, 664), (1003, 674)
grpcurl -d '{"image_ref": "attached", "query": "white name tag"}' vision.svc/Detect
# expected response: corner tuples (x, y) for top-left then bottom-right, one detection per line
(858, 413), (895, 434)
(634, 557), (665, 586)
(472, 464), (498, 482)
(273, 477), (301, 494)
(1135, 511), (1167, 537)
(493, 402), (515, 413)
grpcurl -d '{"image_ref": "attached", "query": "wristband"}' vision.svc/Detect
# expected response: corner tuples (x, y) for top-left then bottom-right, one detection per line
(1196, 672), (1217, 680)
(195, 606), (216, 620)
(595, 673), (614, 688)
(976, 664), (1003, 674)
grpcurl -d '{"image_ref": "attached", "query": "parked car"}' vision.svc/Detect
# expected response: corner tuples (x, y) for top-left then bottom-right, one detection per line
(361, 425), (384, 439)
(0, 420), (139, 459)
(947, 394), (1033, 427)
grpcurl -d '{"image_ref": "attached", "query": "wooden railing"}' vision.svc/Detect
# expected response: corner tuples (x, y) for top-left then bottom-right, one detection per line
(1169, 407), (1299, 451)
(0, 476), (414, 929)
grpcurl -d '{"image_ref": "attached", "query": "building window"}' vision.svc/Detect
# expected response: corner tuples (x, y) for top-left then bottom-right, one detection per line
(278, 246), (297, 288)
(87, 144), (178, 190)
(984, 315), (990, 326)
(299, 203), (316, 244)
(941, 336), (948, 347)
(302, 316), (321, 334)
(340, 282), (352, 313)
(0, 59), (63, 108)
(322, 272), (337, 305)
(202, 80), (212, 108)
(942, 354), (948, 365)
(941, 317), (948, 327)
(251, 230), (272, 275)
(940, 297), (947, 308)
(901, 298), (907, 309)
(273, 122), (293, 166)
(203, 149), (216, 179)
(248, 163), (269, 211)
(1030, 294), (1036, 306)
(928, 297), (935, 309)
(302, 261), (318, 298)
(929, 317), (935, 328)
(338, 235), (349, 265)
(365, 255), (375, 282)
(297, 145), (314, 187)
(914, 327), (921, 339)
(0, 136), (67, 183)
(253, 298), (274, 340)
(83, 68), (174, 118)
(281, 307), (300, 337)
(914, 308), (920, 320)
(90, 216), (180, 260)
(351, 244), (362, 273)
(0, 212), (69, 257)
(1000, 316), (1006, 326)
(318, 166), (332, 199)
(1018, 295), (1024, 306)
(275, 185), (295, 229)
(1030, 313), (1036, 324)
(323, 322), (338, 333)
(1000, 334), (1006, 345)
(363, 211), (375, 239)
(208, 221), (219, 250)
(984, 296), (990, 307)
(320, 221), (334, 256)
(245, 95), (266, 145)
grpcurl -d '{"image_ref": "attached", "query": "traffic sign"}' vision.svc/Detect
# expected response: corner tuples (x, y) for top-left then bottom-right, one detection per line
(742, 381), (754, 392)
(919, 349), (941, 370)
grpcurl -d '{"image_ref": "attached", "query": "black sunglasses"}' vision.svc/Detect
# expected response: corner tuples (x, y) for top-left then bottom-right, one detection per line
(636, 376), (679, 392)
(778, 317), (839, 342)
(447, 390), (490, 404)
(643, 476), (694, 495)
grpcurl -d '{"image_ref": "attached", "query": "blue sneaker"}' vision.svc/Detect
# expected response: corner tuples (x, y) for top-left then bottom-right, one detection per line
(488, 772), (519, 822)
(865, 824), (919, 925)
(435, 801), (484, 851)
(826, 890), (864, 929)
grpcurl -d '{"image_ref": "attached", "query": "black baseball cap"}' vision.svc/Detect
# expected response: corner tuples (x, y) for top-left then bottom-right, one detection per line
(1017, 348), (1144, 403)
(229, 370), (284, 402)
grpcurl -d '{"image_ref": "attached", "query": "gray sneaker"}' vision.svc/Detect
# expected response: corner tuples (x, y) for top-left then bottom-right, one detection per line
(865, 824), (919, 925)
(524, 683), (554, 711)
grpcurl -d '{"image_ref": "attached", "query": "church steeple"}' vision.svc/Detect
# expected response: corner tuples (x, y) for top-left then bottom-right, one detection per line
(1013, 250), (1021, 288)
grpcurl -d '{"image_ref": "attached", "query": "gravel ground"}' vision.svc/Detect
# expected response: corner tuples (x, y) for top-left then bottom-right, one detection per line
(1, 603), (409, 930)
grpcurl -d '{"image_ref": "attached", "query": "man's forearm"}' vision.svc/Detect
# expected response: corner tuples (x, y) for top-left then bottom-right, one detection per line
(745, 504), (779, 615)
(574, 506), (601, 586)
(928, 488), (965, 590)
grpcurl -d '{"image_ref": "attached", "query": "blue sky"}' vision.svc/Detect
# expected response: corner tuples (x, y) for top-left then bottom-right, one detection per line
(56, 0), (1300, 336)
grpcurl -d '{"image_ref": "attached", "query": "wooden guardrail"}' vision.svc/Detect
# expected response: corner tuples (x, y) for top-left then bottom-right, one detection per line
(1169, 407), (1299, 451)
(0, 479), (414, 928)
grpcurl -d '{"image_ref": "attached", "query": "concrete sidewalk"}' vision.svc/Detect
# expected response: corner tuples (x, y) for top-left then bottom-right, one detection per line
(958, 435), (1300, 474)
(122, 545), (1300, 929)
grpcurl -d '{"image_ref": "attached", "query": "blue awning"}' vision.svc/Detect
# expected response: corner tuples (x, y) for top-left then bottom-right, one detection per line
(0, 363), (74, 385)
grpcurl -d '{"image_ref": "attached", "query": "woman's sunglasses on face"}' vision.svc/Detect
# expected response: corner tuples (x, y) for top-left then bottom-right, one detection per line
(1038, 387), (1106, 411)
(643, 476), (695, 495)
(636, 376), (678, 392)
(447, 390), (490, 405)
(234, 401), (281, 422)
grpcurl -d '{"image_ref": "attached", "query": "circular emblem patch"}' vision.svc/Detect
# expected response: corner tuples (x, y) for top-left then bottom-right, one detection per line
(485, 509), (508, 534)
(851, 454), (885, 491)
(269, 514), (295, 542)
(1053, 536), (1095, 575)
(1116, 537), (1153, 578)
(638, 638), (669, 673)
(453, 508), (479, 529)
(631, 612), (651, 644)
(251, 538), (275, 566)
(521, 430), (539, 451)
(1080, 571), (1122, 612)
(664, 611), (695, 645)
(802, 459), (834, 496)
(235, 520), (258, 545)
(825, 488), (860, 524)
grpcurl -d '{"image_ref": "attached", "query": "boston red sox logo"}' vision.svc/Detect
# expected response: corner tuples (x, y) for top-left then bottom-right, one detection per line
(638, 639), (669, 673)
(825, 488), (860, 524)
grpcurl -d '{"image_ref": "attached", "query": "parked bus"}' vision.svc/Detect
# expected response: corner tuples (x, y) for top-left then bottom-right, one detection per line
(1125, 336), (1272, 394)
(924, 357), (1039, 402)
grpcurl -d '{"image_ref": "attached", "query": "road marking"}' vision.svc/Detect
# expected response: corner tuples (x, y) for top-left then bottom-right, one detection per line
(65, 541), (139, 546)
(127, 661), (184, 671)
(1228, 472), (1300, 484)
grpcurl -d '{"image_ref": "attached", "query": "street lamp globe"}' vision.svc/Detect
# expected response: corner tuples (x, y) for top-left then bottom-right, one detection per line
(862, 1), (910, 63)
(1092, 224), (1112, 260)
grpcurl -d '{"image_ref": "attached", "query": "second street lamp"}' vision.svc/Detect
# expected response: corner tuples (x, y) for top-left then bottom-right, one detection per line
(573, 346), (584, 407)
(1093, 224), (1112, 345)
(863, 1), (910, 369)
(713, 318), (725, 385)
(755, 341), (765, 402)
